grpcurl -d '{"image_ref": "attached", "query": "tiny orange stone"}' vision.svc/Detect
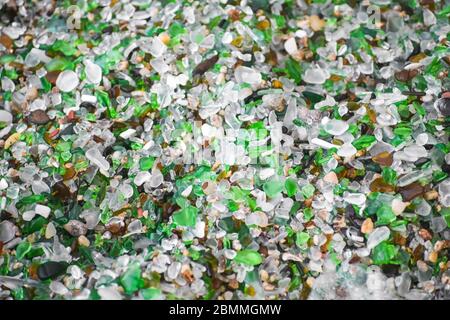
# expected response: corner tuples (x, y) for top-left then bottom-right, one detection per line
(272, 79), (283, 88)
(256, 19), (271, 30)
(361, 218), (374, 234)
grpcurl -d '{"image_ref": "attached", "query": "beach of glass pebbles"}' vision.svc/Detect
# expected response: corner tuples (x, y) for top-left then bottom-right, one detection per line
(0, 0), (450, 300)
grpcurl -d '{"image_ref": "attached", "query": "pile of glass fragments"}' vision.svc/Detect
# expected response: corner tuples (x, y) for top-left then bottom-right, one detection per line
(0, 0), (449, 300)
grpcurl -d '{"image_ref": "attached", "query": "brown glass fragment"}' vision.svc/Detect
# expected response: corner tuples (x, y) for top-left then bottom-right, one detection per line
(106, 219), (125, 235)
(45, 71), (60, 85)
(370, 177), (395, 193)
(265, 49), (278, 66)
(412, 244), (425, 263)
(0, 33), (13, 49)
(192, 54), (219, 76)
(398, 182), (425, 202)
(393, 233), (407, 246)
(62, 165), (77, 180)
(52, 181), (72, 202)
(228, 9), (241, 21)
(28, 110), (50, 125)
(372, 151), (392, 166)
(418, 229), (433, 241)
(395, 69), (418, 82)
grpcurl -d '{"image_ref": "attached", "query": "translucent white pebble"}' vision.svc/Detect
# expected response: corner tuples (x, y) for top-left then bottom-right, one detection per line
(98, 286), (122, 300)
(245, 211), (268, 227)
(127, 219), (142, 234)
(337, 143), (357, 157)
(56, 70), (79, 92)
(0, 178), (8, 190)
(85, 148), (110, 172)
(1, 77), (15, 91)
(259, 168), (275, 180)
(181, 185), (192, 197)
(303, 67), (329, 84)
(119, 129), (136, 139)
(367, 226), (390, 249)
(284, 37), (298, 55)
(415, 133), (428, 146)
(311, 138), (338, 150)
(50, 281), (68, 295)
(323, 118), (349, 136)
(134, 171), (151, 186)
(35, 204), (51, 218)
(234, 66), (262, 86)
(343, 192), (366, 206)
(119, 184), (134, 199)
(150, 57), (169, 74)
(222, 32), (233, 44)
(439, 179), (450, 207)
(148, 36), (167, 58)
(0, 110), (13, 124)
(201, 124), (217, 138)
(45, 222), (57, 239)
(84, 60), (102, 84)
(0, 221), (16, 243)
(403, 145), (427, 158)
(423, 8), (436, 26)
(0, 110), (13, 138)
(22, 210), (36, 221)
(149, 169), (163, 188)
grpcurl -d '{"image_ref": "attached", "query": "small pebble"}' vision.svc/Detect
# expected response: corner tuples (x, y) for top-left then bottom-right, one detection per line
(56, 70), (79, 92)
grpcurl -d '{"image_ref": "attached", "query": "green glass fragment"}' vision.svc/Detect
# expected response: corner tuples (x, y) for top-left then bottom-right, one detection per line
(173, 205), (198, 227)
(382, 167), (397, 185)
(441, 207), (450, 227)
(234, 250), (263, 266)
(376, 205), (396, 225)
(139, 157), (155, 171)
(51, 40), (77, 56)
(372, 242), (398, 265)
(301, 184), (315, 199)
(352, 135), (376, 150)
(0, 54), (15, 64)
(393, 127), (412, 138)
(263, 178), (284, 198)
(16, 241), (32, 260)
(296, 232), (310, 247)
(285, 58), (302, 85)
(285, 178), (298, 197)
(141, 288), (162, 300)
(46, 57), (74, 71)
(120, 263), (145, 295)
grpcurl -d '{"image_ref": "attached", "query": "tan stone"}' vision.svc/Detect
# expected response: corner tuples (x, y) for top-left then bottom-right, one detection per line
(45, 222), (56, 239)
(424, 190), (438, 201)
(429, 251), (438, 263)
(4, 132), (21, 149)
(309, 15), (325, 31)
(323, 172), (338, 185)
(361, 218), (374, 234)
(392, 198), (409, 215)
(78, 235), (90, 247)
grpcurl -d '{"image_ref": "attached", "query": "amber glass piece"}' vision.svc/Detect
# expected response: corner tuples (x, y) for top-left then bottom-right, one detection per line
(256, 19), (270, 30)
(370, 177), (395, 193)
(394, 69), (418, 82)
(63, 165), (76, 180)
(398, 182), (425, 202)
(0, 33), (13, 49)
(45, 70), (61, 85)
(372, 151), (394, 166)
